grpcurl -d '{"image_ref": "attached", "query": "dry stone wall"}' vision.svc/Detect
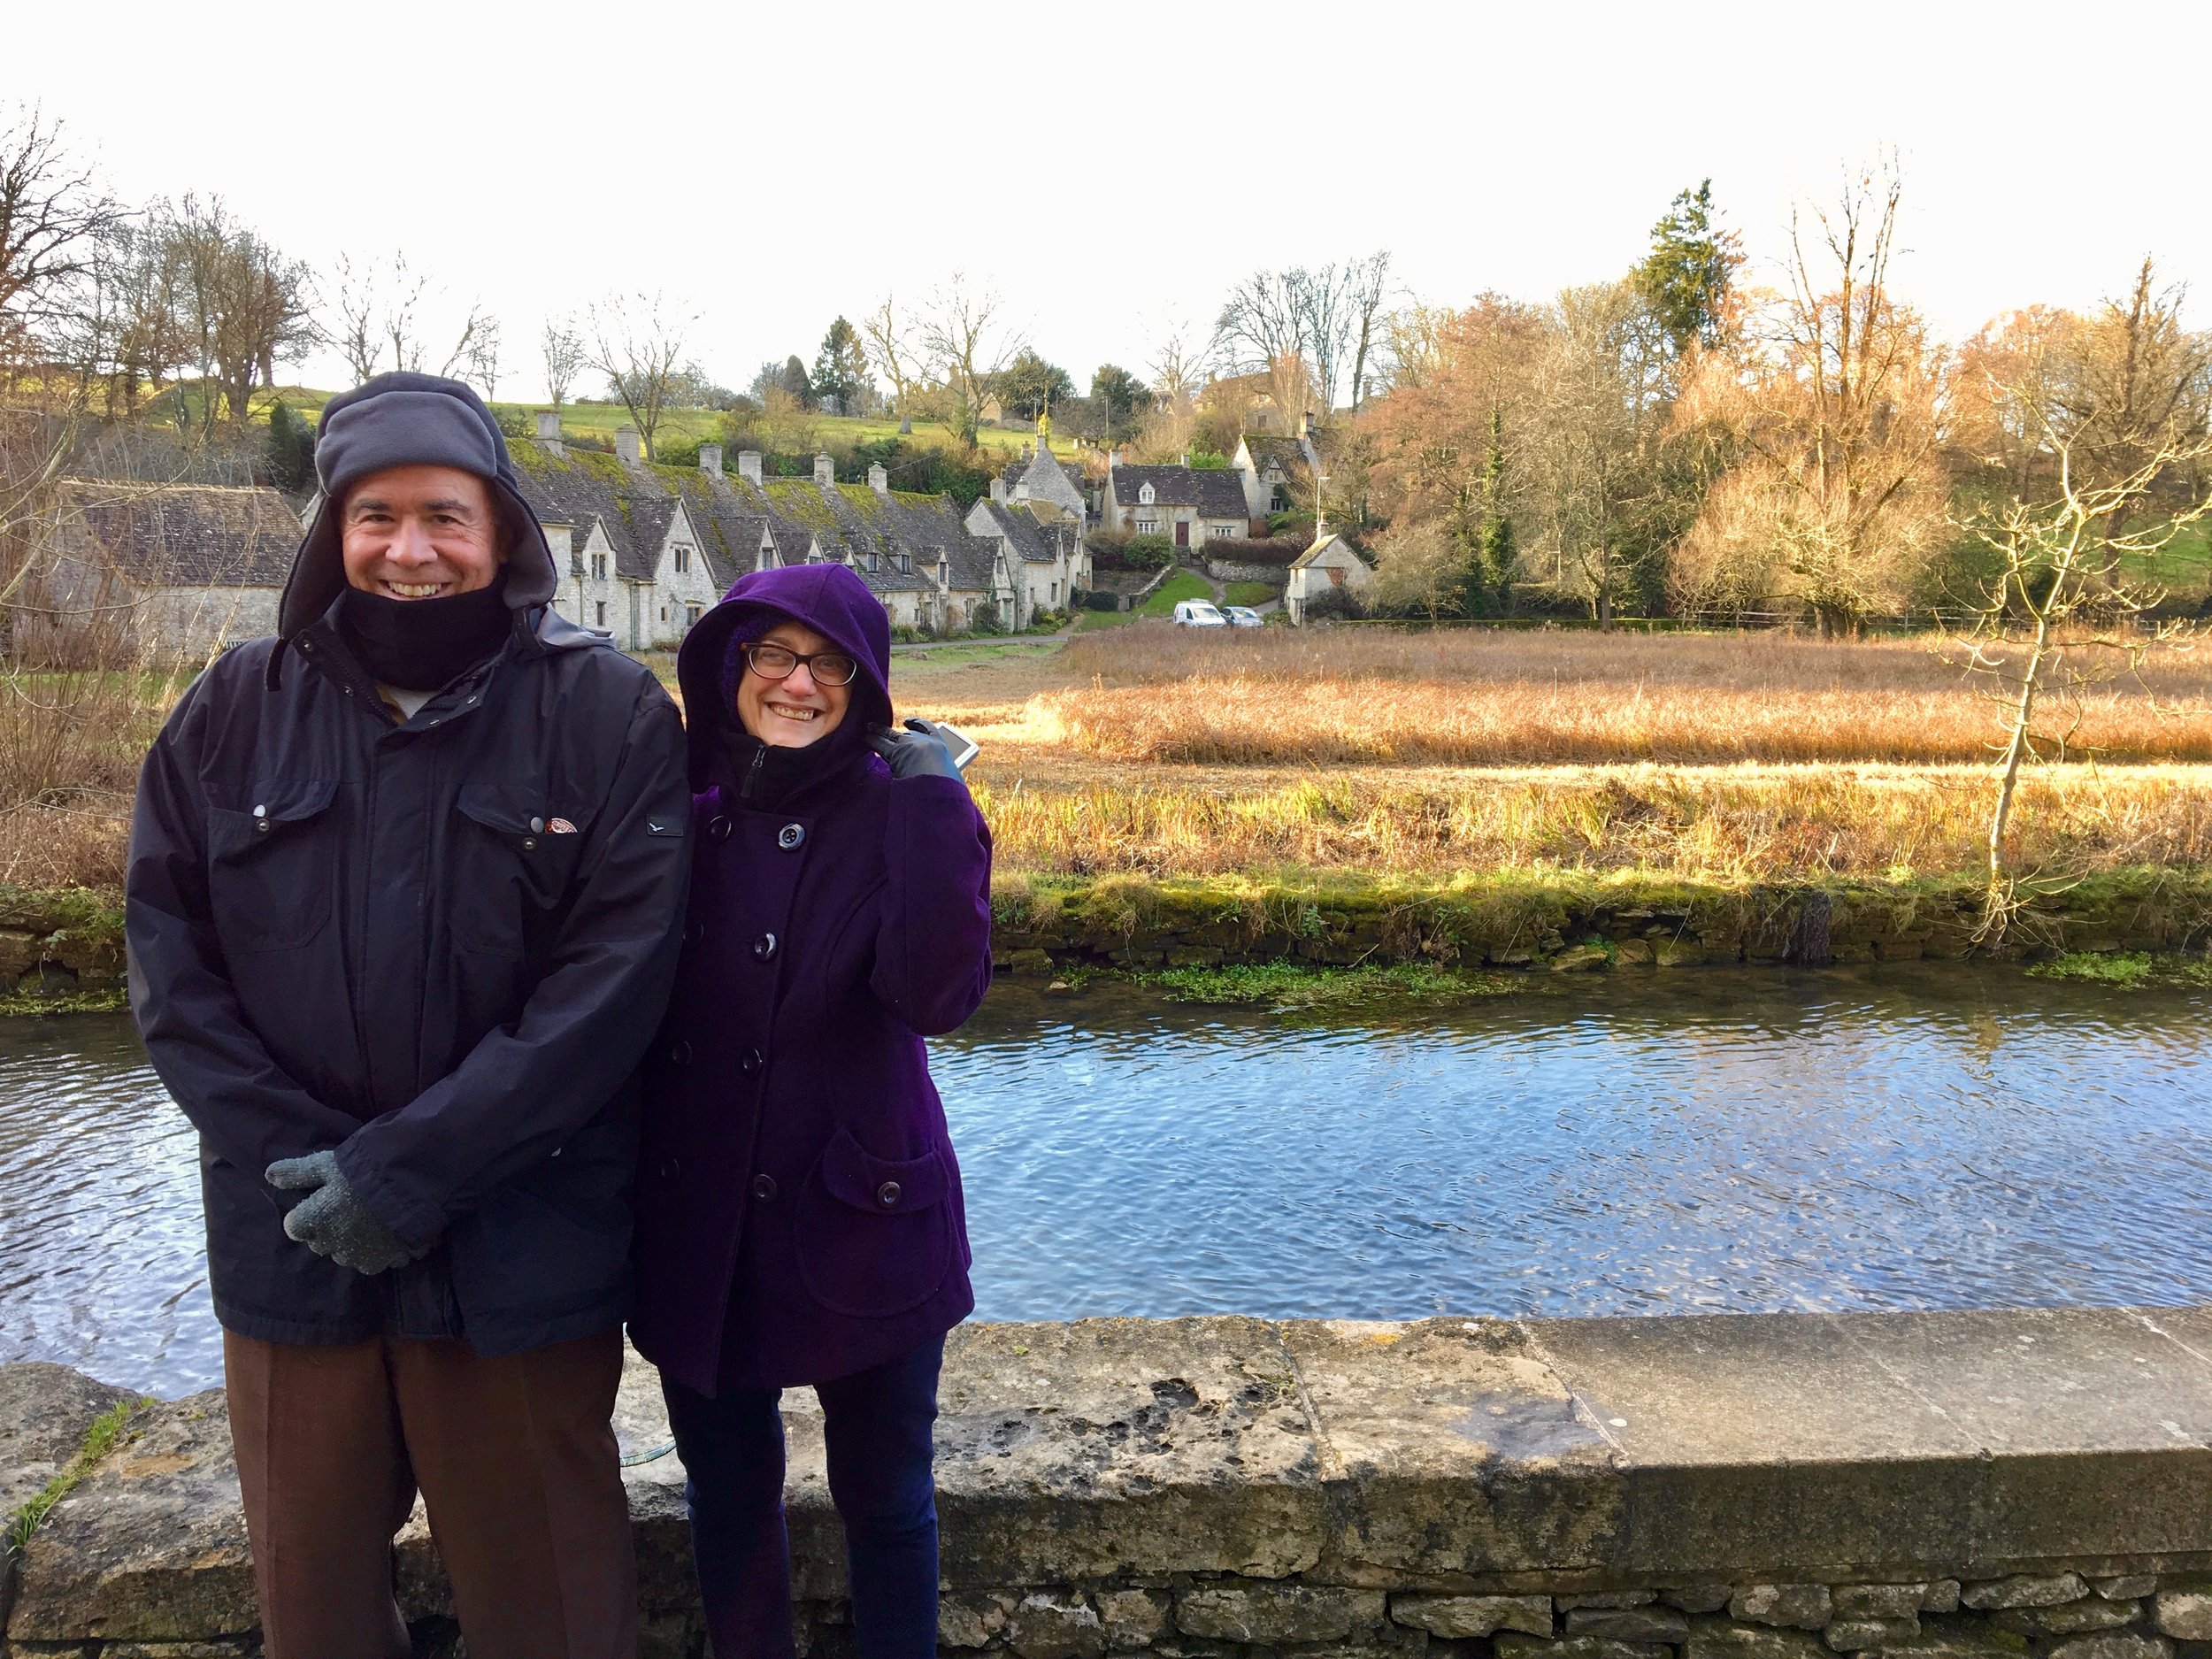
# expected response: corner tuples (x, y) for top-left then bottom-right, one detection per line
(7, 1308), (2212, 1659)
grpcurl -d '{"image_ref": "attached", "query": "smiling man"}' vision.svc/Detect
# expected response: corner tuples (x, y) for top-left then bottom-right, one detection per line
(125, 373), (690, 1658)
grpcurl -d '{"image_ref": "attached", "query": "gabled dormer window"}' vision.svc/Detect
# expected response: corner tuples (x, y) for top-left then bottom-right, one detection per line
(590, 552), (607, 580)
(1138, 482), (1156, 505)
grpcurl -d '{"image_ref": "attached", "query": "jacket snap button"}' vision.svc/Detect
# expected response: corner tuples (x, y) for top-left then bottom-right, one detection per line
(708, 816), (731, 841)
(751, 1173), (778, 1202)
(753, 932), (778, 962)
(521, 837), (536, 850)
(738, 1047), (762, 1074)
(257, 819), (271, 834)
(668, 1040), (692, 1067)
(660, 1158), (680, 1179)
(530, 816), (545, 834)
(777, 823), (805, 851)
(252, 803), (267, 818)
(876, 1181), (902, 1209)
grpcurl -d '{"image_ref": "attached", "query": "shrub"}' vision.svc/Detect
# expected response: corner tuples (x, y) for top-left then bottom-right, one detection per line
(1208, 534), (1307, 568)
(1301, 582), (1367, 623)
(1088, 532), (1176, 573)
(1082, 590), (1123, 612)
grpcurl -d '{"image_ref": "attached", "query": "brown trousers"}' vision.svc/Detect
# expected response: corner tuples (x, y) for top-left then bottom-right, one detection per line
(223, 1327), (639, 1659)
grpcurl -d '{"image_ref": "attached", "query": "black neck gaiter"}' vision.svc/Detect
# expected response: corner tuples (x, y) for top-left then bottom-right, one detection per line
(721, 719), (869, 812)
(338, 575), (514, 692)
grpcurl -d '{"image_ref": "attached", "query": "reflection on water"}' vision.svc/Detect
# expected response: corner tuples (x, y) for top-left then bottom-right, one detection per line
(3, 964), (2208, 1398)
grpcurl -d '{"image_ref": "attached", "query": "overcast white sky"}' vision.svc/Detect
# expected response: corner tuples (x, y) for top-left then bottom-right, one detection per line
(12, 0), (2209, 403)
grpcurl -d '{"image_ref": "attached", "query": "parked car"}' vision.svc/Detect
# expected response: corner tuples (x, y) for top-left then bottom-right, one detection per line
(1172, 600), (1228, 627)
(1222, 605), (1264, 627)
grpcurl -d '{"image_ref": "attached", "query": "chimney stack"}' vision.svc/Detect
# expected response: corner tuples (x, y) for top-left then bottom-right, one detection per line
(535, 410), (561, 442)
(988, 477), (1007, 503)
(738, 450), (763, 487)
(867, 462), (889, 495)
(813, 452), (834, 488)
(699, 442), (724, 478)
(615, 425), (641, 465)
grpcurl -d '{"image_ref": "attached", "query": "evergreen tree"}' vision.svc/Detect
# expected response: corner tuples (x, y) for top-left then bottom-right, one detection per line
(812, 317), (869, 415)
(780, 355), (814, 408)
(1634, 180), (1741, 354)
(265, 400), (315, 491)
(1470, 407), (1517, 615)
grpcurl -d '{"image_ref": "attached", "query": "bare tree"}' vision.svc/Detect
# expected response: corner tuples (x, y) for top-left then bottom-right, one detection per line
(861, 296), (921, 426)
(1953, 411), (2212, 942)
(918, 275), (1022, 446)
(333, 251), (495, 390)
(1345, 250), (1393, 411)
(584, 291), (694, 462)
(1676, 157), (1947, 633)
(0, 104), (127, 381)
(540, 316), (583, 408)
(1144, 314), (1214, 411)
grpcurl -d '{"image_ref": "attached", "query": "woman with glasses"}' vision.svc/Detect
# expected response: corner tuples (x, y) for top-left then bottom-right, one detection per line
(631, 562), (993, 1659)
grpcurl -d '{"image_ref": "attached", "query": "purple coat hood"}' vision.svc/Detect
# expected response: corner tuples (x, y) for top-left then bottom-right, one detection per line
(674, 563), (894, 787)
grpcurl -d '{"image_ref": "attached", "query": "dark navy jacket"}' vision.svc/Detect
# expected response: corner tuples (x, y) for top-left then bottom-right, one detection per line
(629, 564), (993, 1394)
(126, 604), (691, 1353)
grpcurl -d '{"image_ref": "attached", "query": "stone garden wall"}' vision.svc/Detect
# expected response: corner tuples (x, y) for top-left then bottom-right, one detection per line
(7, 1307), (2212, 1658)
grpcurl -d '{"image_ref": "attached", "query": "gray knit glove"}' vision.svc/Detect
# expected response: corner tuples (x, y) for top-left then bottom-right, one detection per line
(265, 1151), (425, 1275)
(869, 718), (967, 783)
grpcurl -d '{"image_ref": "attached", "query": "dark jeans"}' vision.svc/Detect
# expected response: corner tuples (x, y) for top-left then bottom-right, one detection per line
(662, 1337), (945, 1659)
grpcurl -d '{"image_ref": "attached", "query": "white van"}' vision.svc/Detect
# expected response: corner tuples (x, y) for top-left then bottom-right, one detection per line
(1172, 600), (1228, 628)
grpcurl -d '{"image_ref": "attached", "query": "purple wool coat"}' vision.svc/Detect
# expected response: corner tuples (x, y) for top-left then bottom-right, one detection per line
(629, 563), (993, 1394)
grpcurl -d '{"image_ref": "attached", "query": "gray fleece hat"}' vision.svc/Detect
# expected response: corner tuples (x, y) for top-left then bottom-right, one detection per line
(280, 372), (557, 639)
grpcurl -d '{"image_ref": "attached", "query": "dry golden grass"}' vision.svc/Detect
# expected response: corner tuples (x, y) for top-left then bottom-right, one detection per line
(903, 625), (2212, 768)
(969, 763), (2212, 880)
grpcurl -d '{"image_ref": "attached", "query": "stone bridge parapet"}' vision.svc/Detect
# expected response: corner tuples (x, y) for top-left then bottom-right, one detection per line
(6, 1307), (2212, 1658)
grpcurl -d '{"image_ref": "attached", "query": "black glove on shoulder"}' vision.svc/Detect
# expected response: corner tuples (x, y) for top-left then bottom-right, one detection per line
(868, 718), (966, 785)
(265, 1150), (426, 1276)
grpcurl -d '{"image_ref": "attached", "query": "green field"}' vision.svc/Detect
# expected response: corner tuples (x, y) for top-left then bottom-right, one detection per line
(1223, 581), (1279, 608)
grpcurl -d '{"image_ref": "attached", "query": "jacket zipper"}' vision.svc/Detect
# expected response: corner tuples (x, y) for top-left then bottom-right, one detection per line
(739, 743), (768, 804)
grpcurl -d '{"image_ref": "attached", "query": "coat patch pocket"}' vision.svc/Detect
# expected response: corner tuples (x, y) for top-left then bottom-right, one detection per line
(450, 782), (591, 956)
(206, 779), (338, 951)
(794, 1126), (955, 1319)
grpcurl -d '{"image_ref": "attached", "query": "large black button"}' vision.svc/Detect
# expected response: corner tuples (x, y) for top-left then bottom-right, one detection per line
(876, 1180), (902, 1209)
(751, 1173), (779, 1202)
(708, 816), (732, 841)
(777, 823), (805, 851)
(659, 1158), (680, 1179)
(667, 1041), (693, 1067)
(753, 932), (779, 962)
(738, 1047), (763, 1074)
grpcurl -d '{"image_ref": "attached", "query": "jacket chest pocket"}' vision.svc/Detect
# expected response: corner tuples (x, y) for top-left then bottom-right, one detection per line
(449, 782), (592, 956)
(794, 1126), (956, 1319)
(205, 780), (338, 952)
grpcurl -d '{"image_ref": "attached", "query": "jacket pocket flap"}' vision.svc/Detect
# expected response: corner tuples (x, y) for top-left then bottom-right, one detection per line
(818, 1126), (950, 1213)
(241, 778), (338, 824)
(456, 782), (588, 839)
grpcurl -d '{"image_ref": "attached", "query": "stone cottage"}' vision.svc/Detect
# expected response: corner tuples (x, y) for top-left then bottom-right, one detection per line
(1100, 458), (1254, 550)
(25, 480), (298, 661)
(1284, 528), (1372, 624)
(1233, 430), (1321, 519)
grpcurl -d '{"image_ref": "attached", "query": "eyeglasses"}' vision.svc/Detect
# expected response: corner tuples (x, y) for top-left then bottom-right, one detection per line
(743, 642), (859, 687)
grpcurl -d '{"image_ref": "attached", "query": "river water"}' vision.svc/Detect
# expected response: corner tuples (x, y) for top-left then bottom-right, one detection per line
(2, 964), (2207, 1398)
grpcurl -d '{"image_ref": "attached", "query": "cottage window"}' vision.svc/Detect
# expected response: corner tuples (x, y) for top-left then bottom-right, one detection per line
(595, 601), (607, 627)
(1213, 523), (1240, 540)
(591, 552), (607, 580)
(686, 603), (702, 627)
(674, 545), (691, 574)
(1137, 482), (1156, 505)
(897, 553), (912, 574)
(1135, 516), (1161, 534)
(660, 607), (668, 622)
(1269, 488), (1287, 513)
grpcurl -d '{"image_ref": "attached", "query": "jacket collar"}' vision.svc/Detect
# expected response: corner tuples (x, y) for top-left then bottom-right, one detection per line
(267, 594), (607, 691)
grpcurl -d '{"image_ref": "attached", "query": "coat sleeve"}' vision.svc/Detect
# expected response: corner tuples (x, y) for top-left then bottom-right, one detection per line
(869, 774), (995, 1037)
(332, 681), (693, 1248)
(127, 671), (365, 1175)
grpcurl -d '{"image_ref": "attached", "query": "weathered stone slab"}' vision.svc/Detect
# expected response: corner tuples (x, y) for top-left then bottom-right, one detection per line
(2044, 1635), (2172, 1659)
(1286, 1317), (1623, 1583)
(1009, 1590), (1110, 1659)
(1174, 1581), (1385, 1644)
(2154, 1590), (2212, 1640)
(0, 1362), (133, 1532)
(1832, 1310), (2212, 1568)
(1962, 1574), (2089, 1610)
(934, 1318), (1326, 1586)
(1390, 1593), (1555, 1638)
(1496, 1636), (1669, 1659)
(1527, 1313), (1982, 1578)
(1683, 1622), (1831, 1659)
(1567, 1606), (1691, 1641)
(1828, 1617), (1920, 1650)
(1835, 1586), (1935, 1621)
(5, 1389), (254, 1642)
(1732, 1586), (1834, 1629)
(1866, 1616), (2032, 1659)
